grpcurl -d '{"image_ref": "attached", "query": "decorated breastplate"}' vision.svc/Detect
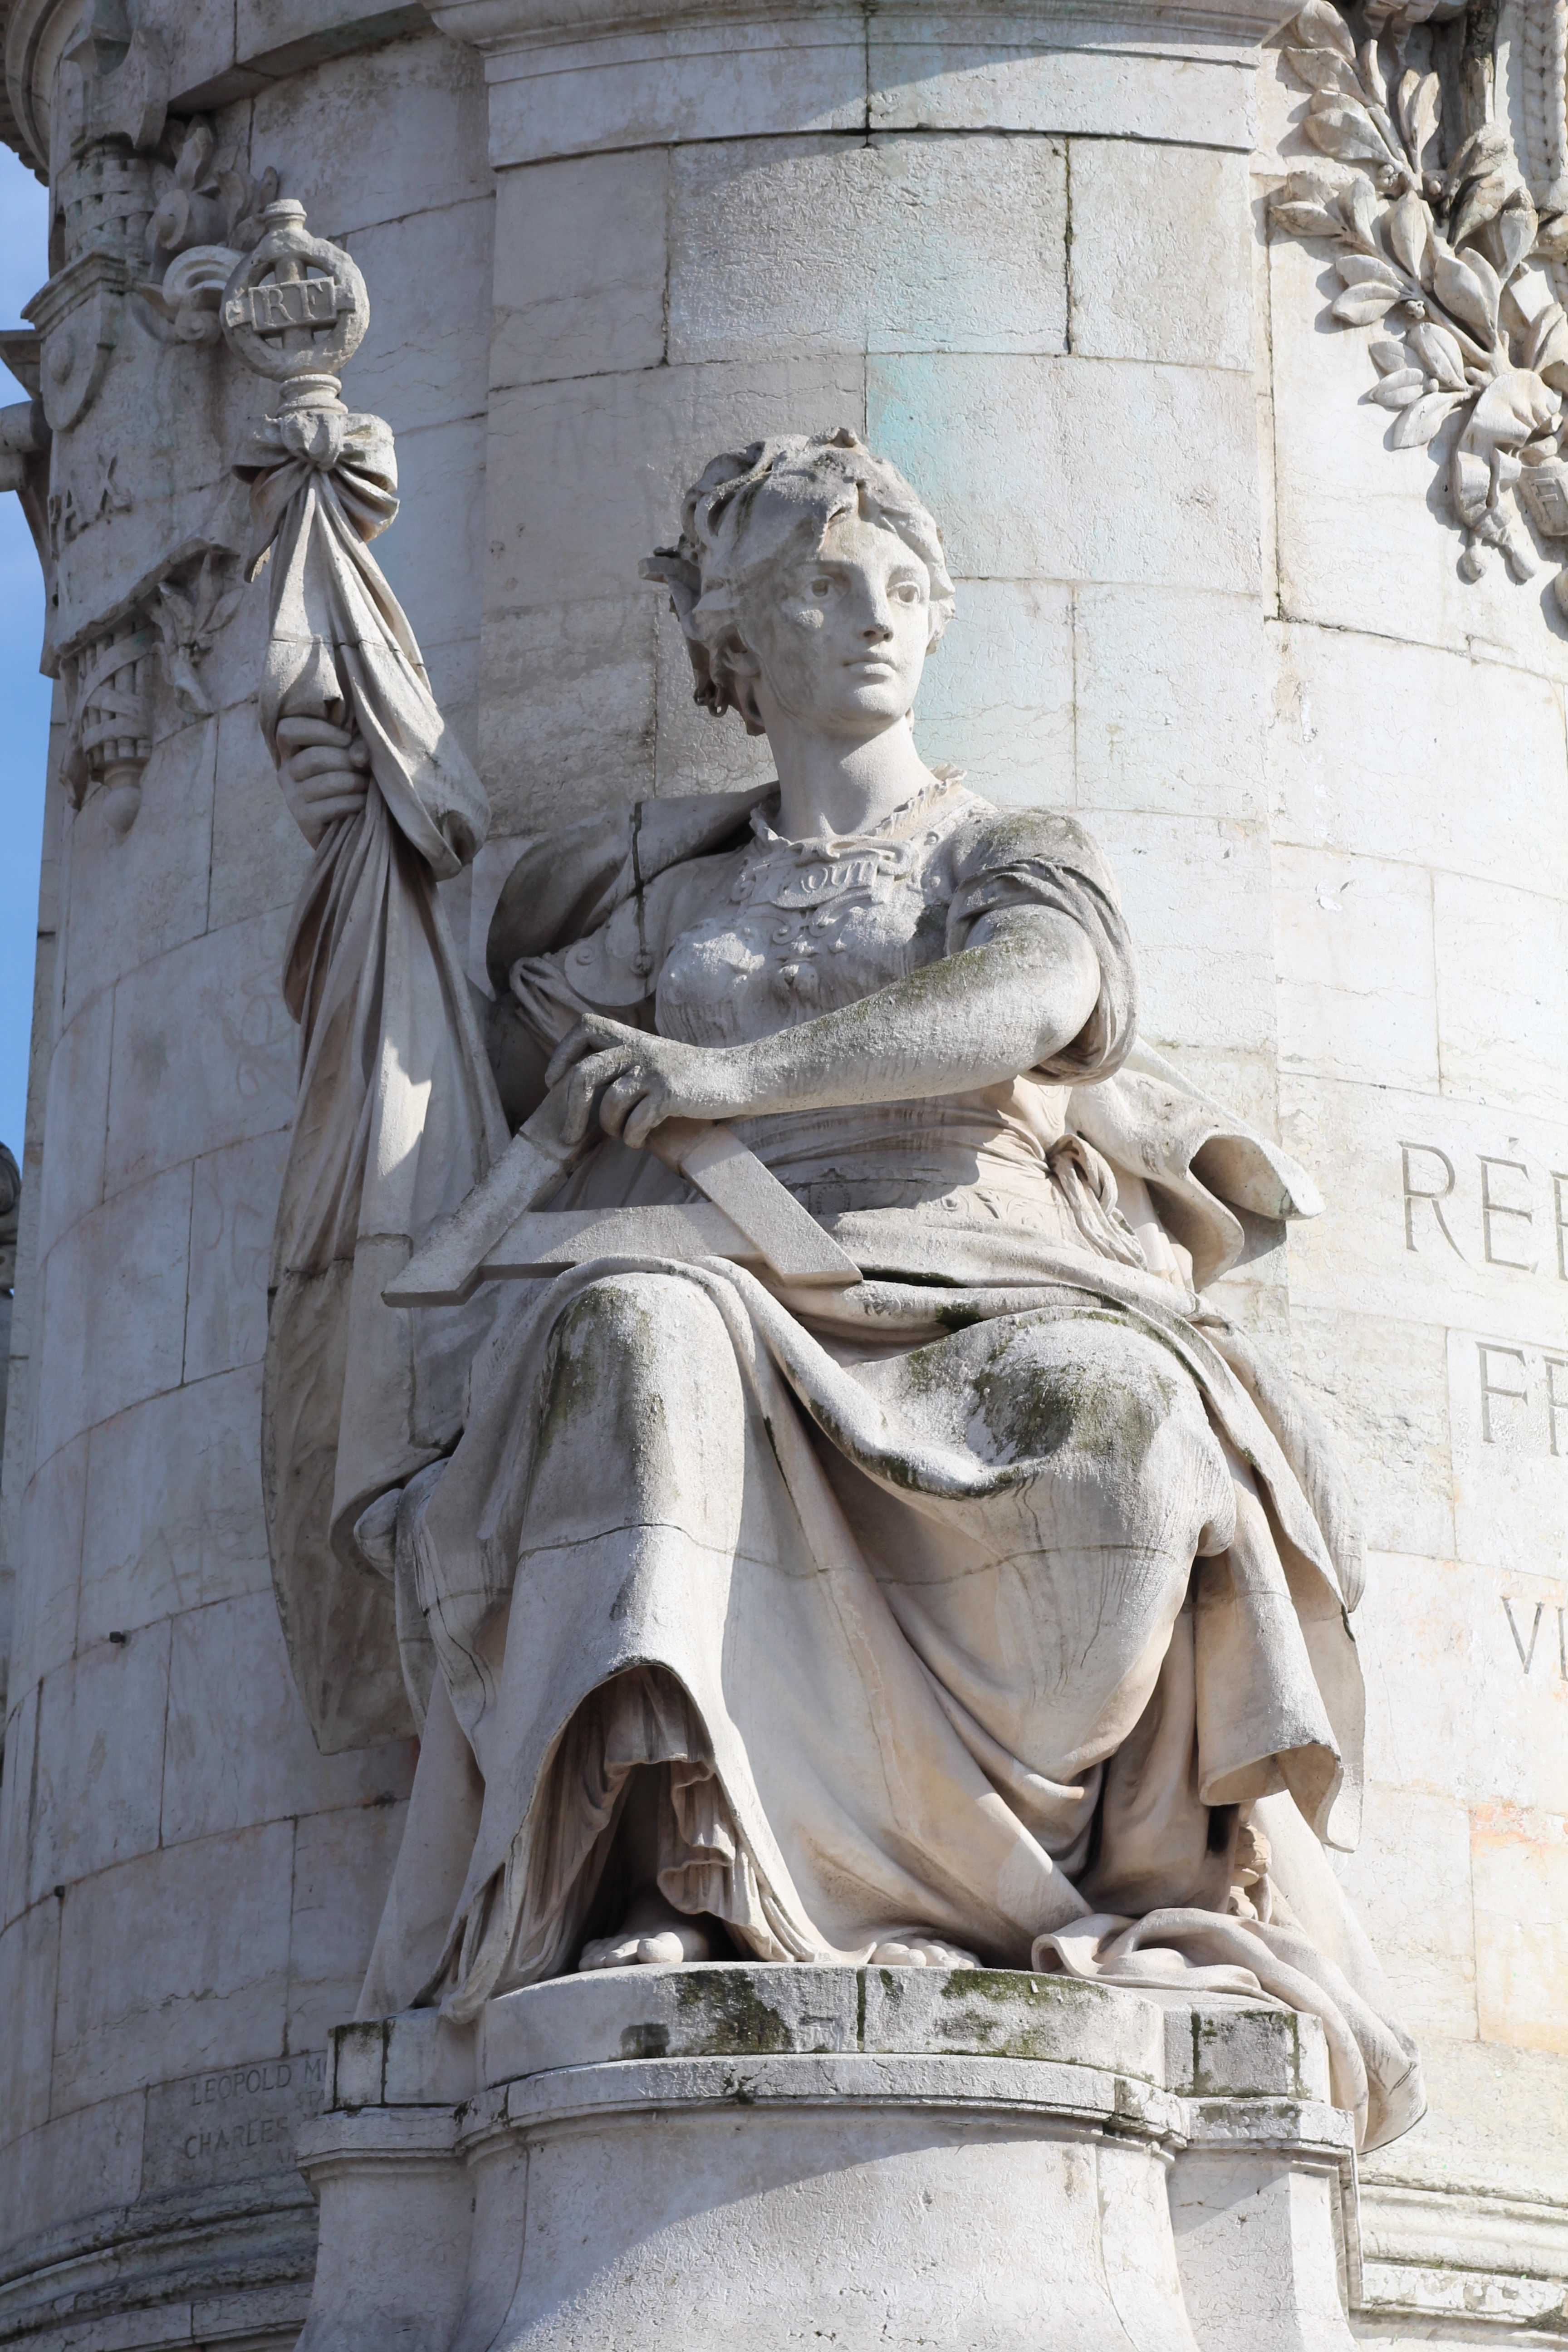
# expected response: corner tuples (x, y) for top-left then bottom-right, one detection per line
(655, 783), (972, 1046)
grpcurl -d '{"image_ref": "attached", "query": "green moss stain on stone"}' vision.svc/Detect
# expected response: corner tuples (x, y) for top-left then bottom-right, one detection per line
(933, 1967), (1105, 2059)
(618, 2021), (671, 2059)
(671, 1970), (794, 2054)
(537, 1281), (672, 1484)
(971, 1328), (1181, 1472)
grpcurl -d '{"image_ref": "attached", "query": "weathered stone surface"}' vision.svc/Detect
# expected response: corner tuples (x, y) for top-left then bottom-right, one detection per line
(184, 1131), (291, 1384)
(1470, 1807), (1568, 2055)
(1086, 811), (1275, 1054)
(916, 577), (1073, 804)
(1274, 845), (1440, 1094)
(299, 1970), (1356, 2352)
(103, 913), (296, 1197)
(868, 354), (1261, 590)
(0, 5), (1564, 2346)
(161, 1595), (411, 1847)
(666, 135), (1068, 365)
(51, 1822), (294, 2113)
(35, 1166), (191, 1451)
(490, 150), (670, 391)
(1073, 586), (1265, 822)
(868, 23), (1257, 147)
(28, 1624), (172, 1906)
(287, 1805), (411, 2058)
(1068, 141), (1252, 371)
(77, 1366), (272, 1643)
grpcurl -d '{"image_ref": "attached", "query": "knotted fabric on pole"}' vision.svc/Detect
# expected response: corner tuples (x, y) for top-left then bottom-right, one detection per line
(237, 406), (506, 1752)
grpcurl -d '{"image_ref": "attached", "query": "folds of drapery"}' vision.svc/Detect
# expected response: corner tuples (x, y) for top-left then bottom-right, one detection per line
(1034, 1782), (1425, 2153)
(240, 404), (508, 1753)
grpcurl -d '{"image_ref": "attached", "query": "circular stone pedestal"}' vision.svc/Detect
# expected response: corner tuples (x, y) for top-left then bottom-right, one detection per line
(296, 1965), (1358, 2352)
(492, 2050), (1191, 2351)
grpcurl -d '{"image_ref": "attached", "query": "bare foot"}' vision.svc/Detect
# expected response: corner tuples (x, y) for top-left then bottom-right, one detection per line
(869, 1935), (981, 1968)
(578, 1885), (716, 1972)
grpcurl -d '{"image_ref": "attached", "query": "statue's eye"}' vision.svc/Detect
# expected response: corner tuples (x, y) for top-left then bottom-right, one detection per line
(893, 582), (921, 604)
(809, 576), (834, 598)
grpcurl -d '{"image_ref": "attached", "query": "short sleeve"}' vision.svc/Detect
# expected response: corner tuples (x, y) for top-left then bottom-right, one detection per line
(944, 805), (1138, 1083)
(505, 849), (739, 1046)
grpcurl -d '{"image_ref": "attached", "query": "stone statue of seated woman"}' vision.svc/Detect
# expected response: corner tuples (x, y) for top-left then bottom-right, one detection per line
(263, 431), (1423, 2156)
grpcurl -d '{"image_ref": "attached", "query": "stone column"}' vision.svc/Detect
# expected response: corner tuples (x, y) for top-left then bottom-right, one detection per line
(0, 0), (1563, 2341)
(0, 10), (495, 2344)
(1255, 33), (1568, 2332)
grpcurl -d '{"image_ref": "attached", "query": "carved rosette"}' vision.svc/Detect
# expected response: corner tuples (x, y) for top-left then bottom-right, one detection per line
(1269, 0), (1568, 607)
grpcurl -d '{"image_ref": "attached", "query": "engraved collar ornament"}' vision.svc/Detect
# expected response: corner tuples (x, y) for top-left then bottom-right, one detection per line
(1271, 0), (1568, 606)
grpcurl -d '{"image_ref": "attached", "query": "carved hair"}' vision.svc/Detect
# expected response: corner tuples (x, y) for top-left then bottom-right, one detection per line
(642, 429), (957, 733)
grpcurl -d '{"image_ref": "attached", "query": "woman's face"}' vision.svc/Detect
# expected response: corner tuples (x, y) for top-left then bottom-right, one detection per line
(735, 507), (932, 739)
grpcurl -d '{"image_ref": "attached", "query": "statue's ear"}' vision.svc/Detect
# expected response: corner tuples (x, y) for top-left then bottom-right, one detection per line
(720, 637), (768, 736)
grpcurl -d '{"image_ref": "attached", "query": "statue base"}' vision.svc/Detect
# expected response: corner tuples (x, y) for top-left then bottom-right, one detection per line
(295, 1965), (1360, 2352)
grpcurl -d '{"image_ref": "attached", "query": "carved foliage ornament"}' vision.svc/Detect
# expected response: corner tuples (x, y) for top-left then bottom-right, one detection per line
(1271, 0), (1568, 601)
(12, 103), (281, 833)
(60, 546), (244, 833)
(137, 118), (281, 346)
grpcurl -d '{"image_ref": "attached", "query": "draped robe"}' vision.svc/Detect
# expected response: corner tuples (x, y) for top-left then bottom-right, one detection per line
(265, 769), (1424, 2156)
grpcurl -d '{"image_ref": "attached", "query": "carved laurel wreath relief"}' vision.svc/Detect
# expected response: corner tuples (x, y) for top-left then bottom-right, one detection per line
(1271, 0), (1568, 601)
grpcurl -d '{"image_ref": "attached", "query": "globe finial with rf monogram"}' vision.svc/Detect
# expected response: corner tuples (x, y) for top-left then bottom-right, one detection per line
(220, 197), (369, 407)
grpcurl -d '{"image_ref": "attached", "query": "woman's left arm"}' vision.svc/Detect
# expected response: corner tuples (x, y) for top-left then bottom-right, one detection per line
(547, 903), (1101, 1150)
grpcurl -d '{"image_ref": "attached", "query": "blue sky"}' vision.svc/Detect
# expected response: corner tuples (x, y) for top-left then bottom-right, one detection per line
(0, 147), (50, 1166)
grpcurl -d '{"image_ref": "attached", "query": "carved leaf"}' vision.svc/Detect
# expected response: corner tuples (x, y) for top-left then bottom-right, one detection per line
(1386, 191), (1431, 283)
(1337, 255), (1410, 299)
(1341, 176), (1382, 251)
(1370, 336), (1411, 372)
(1530, 314), (1568, 389)
(212, 161), (252, 237)
(1449, 170), (1511, 254)
(173, 120), (214, 196)
(1273, 196), (1346, 239)
(1371, 369), (1427, 405)
(1467, 368), (1559, 449)
(1358, 38), (1390, 112)
(1432, 245), (1499, 343)
(1391, 390), (1465, 446)
(1332, 283), (1404, 323)
(1408, 319), (1467, 389)
(1273, 172), (1351, 236)
(1446, 122), (1513, 190)
(165, 648), (213, 720)
(1290, 0), (1358, 64)
(1283, 45), (1363, 97)
(1306, 99), (1395, 169)
(205, 587), (244, 638)
(1492, 195), (1539, 287)
(1522, 301), (1568, 370)
(157, 582), (196, 642)
(1396, 70), (1442, 180)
